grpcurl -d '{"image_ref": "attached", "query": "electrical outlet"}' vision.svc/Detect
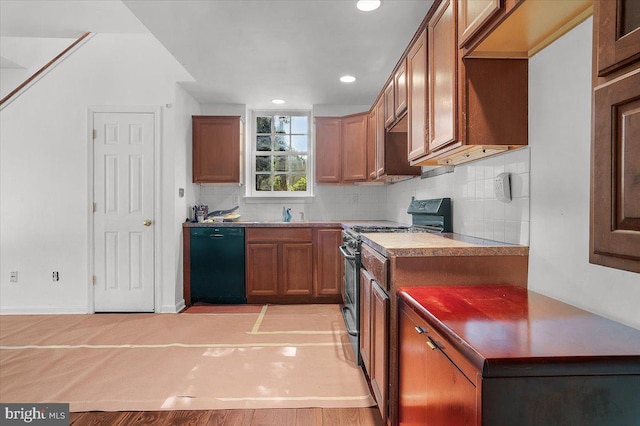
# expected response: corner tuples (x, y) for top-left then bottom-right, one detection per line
(232, 194), (239, 205)
(10, 271), (18, 283)
(53, 271), (59, 282)
(352, 193), (359, 204)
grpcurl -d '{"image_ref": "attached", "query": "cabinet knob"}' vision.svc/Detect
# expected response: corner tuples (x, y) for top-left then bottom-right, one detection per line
(426, 339), (437, 350)
(415, 326), (426, 334)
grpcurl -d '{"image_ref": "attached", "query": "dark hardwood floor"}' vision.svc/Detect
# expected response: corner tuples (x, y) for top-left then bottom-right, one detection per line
(70, 408), (384, 425)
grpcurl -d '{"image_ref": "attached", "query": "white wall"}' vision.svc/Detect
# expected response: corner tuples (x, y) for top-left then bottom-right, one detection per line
(0, 36), (77, 99)
(0, 33), (192, 314)
(528, 17), (640, 329)
(200, 103), (246, 121)
(386, 148), (531, 245)
(172, 84), (201, 309)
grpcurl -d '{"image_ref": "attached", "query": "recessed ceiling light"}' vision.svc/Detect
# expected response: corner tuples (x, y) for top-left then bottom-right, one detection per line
(340, 75), (356, 83)
(271, 99), (285, 104)
(356, 0), (381, 12)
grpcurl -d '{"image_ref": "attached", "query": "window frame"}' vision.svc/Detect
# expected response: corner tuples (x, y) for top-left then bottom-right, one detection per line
(246, 110), (314, 199)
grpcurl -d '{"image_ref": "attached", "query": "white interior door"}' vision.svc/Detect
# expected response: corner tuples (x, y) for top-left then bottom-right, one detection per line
(93, 111), (155, 312)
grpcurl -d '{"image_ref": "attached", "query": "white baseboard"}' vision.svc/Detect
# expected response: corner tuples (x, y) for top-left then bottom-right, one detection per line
(159, 299), (185, 313)
(0, 305), (89, 315)
(1, 300), (187, 315)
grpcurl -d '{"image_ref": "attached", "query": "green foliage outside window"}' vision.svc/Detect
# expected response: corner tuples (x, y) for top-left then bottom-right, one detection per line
(254, 114), (309, 193)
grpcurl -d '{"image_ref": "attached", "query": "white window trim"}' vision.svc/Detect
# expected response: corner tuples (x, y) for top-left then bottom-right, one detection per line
(245, 109), (314, 199)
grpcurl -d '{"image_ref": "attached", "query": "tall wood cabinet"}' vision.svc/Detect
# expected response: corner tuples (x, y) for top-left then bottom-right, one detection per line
(192, 116), (242, 183)
(591, 0), (640, 273)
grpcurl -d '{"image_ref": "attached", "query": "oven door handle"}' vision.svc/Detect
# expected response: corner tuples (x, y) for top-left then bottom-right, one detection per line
(339, 245), (356, 261)
(341, 306), (359, 336)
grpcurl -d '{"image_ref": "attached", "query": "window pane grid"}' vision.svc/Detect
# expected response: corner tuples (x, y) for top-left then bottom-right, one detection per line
(253, 113), (309, 193)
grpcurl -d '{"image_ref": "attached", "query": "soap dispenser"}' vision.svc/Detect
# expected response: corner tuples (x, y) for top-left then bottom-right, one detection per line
(283, 207), (292, 222)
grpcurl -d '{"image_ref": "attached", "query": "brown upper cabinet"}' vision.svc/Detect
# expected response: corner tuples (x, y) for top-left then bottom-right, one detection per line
(315, 113), (368, 184)
(385, 60), (409, 130)
(394, 59), (408, 118)
(367, 107), (378, 180)
(407, 29), (428, 162)
(461, 0), (593, 58)
(596, 0), (640, 76)
(341, 113), (368, 181)
(375, 98), (386, 177)
(383, 81), (395, 128)
(428, 0), (458, 153)
(405, 0), (527, 167)
(374, 0), (592, 169)
(591, 0), (640, 273)
(192, 116), (242, 183)
(315, 117), (342, 183)
(458, 0), (501, 48)
(371, 91), (419, 181)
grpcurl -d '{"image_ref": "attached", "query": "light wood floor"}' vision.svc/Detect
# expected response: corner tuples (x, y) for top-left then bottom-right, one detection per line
(70, 408), (384, 425)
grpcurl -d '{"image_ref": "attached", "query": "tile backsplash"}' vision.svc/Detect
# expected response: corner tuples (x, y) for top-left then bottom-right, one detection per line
(385, 148), (530, 245)
(197, 184), (388, 222)
(196, 148), (530, 245)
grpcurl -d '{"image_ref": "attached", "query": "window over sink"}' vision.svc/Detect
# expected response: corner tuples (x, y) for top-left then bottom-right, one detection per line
(247, 110), (312, 198)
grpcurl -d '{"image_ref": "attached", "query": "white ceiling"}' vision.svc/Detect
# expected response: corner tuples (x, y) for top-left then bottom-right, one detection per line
(1, 0), (434, 109)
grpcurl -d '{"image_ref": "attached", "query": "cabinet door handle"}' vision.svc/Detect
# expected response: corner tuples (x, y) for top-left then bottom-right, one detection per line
(426, 339), (437, 350)
(415, 326), (426, 334)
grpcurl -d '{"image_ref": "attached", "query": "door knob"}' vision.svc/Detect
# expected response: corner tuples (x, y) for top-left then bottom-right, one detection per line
(143, 220), (152, 227)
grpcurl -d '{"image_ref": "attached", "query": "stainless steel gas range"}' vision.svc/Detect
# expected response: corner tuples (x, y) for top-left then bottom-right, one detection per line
(339, 198), (452, 364)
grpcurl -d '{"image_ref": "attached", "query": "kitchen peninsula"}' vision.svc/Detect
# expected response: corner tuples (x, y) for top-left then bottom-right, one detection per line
(398, 285), (640, 425)
(357, 230), (528, 424)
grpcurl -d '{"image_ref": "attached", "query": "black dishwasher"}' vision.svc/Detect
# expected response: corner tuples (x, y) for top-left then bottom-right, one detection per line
(190, 227), (246, 304)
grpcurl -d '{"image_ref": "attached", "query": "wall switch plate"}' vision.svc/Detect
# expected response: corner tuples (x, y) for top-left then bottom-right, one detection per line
(10, 271), (18, 283)
(494, 172), (512, 202)
(178, 188), (185, 198)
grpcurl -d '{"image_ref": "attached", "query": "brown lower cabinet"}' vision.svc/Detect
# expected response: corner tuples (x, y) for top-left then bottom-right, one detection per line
(398, 286), (640, 425)
(360, 268), (389, 421)
(358, 241), (529, 426)
(399, 300), (476, 425)
(245, 227), (342, 304)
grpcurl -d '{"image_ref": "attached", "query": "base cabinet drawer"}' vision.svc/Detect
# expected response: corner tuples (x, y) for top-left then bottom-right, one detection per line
(399, 303), (477, 425)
